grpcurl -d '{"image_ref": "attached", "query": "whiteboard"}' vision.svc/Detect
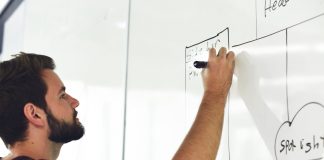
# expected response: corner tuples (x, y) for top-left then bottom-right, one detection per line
(185, 0), (324, 160)
(127, 0), (324, 159)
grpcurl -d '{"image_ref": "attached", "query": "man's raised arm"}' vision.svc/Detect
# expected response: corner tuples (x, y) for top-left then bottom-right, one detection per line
(173, 47), (235, 160)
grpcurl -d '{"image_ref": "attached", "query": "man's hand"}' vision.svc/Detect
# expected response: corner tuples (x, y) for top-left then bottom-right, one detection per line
(202, 47), (235, 99)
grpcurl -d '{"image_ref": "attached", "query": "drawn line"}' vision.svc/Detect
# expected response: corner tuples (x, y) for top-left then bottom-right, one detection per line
(227, 93), (231, 160)
(228, 27), (230, 49)
(184, 47), (188, 132)
(255, 0), (258, 38)
(285, 29), (290, 122)
(232, 12), (324, 48)
(309, 157), (323, 160)
(232, 29), (284, 47)
(122, 0), (132, 158)
(287, 12), (324, 30)
(186, 27), (229, 49)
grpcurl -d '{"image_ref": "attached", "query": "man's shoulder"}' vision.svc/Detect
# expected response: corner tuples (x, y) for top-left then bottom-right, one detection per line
(0, 156), (33, 160)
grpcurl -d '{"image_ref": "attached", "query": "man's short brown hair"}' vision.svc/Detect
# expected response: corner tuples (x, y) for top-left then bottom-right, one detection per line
(0, 53), (55, 147)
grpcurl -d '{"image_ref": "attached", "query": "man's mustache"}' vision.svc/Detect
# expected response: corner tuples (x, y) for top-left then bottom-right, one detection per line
(73, 110), (78, 119)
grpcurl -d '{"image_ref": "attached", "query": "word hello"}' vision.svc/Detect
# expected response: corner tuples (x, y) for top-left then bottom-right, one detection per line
(264, 0), (290, 18)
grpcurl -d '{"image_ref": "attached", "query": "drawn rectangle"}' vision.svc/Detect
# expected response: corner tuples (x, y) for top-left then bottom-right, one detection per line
(230, 30), (287, 160)
(185, 28), (230, 160)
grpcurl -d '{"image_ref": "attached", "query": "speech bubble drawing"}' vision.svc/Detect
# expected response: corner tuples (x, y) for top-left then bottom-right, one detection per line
(275, 102), (324, 160)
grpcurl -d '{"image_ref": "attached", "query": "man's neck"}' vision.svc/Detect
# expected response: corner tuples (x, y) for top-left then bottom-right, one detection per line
(5, 139), (62, 160)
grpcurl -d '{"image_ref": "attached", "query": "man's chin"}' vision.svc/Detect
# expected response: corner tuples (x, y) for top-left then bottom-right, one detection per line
(48, 122), (85, 143)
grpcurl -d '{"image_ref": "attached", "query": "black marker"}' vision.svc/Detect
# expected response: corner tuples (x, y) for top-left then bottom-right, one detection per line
(193, 61), (208, 68)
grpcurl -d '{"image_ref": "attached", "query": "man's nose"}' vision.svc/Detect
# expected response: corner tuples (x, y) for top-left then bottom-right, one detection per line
(68, 94), (79, 108)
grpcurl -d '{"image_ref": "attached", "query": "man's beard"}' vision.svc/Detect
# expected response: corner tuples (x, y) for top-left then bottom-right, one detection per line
(46, 109), (85, 143)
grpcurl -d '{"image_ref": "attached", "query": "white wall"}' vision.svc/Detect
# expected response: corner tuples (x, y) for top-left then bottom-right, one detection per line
(1, 0), (129, 159)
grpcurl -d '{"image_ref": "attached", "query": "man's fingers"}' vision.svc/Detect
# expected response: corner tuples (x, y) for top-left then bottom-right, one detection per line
(209, 47), (235, 64)
(209, 48), (217, 60)
(226, 51), (235, 62)
(218, 47), (227, 58)
(227, 51), (235, 73)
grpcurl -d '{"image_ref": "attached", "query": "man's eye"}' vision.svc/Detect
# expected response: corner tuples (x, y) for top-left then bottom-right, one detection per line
(60, 93), (67, 99)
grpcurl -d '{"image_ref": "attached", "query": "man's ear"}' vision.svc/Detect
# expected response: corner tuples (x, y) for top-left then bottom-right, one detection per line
(24, 103), (46, 127)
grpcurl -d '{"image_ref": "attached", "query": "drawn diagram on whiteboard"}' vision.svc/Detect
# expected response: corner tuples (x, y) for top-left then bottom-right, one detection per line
(275, 102), (324, 160)
(185, 0), (324, 159)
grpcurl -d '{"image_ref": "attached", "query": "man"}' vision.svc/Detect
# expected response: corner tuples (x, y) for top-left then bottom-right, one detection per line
(0, 54), (85, 160)
(0, 47), (234, 160)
